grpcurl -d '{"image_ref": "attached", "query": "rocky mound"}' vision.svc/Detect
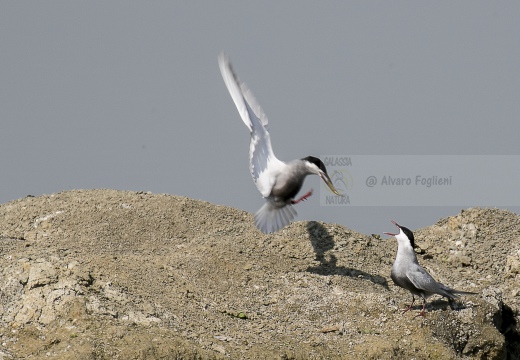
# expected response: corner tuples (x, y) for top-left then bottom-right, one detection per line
(0, 189), (518, 359)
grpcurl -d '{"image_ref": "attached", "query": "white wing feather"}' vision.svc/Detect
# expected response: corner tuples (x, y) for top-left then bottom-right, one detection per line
(218, 53), (286, 198)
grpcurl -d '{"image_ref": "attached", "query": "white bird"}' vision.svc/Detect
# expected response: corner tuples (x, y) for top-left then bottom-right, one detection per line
(218, 53), (343, 233)
(384, 220), (476, 317)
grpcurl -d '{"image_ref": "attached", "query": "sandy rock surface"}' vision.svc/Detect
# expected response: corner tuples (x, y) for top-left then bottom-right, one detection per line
(0, 189), (518, 359)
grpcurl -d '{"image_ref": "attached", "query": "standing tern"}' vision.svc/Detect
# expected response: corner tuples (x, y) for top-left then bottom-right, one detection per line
(384, 220), (476, 317)
(218, 53), (343, 233)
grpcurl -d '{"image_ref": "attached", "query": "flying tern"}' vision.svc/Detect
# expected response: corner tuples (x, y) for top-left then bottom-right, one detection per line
(218, 53), (343, 233)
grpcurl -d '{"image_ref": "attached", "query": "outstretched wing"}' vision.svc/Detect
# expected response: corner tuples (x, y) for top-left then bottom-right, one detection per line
(218, 53), (286, 197)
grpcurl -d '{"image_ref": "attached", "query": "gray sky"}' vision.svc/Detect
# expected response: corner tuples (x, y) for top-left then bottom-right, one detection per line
(2, 2), (519, 235)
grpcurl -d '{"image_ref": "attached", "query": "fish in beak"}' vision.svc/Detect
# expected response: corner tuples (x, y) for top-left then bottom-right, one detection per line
(319, 171), (344, 196)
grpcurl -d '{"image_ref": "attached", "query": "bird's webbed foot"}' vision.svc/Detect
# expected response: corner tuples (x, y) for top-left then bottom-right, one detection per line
(415, 309), (427, 317)
(401, 296), (415, 314)
(414, 299), (427, 317)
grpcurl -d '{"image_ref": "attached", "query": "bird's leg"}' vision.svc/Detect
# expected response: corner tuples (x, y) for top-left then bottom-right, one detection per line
(416, 298), (427, 317)
(402, 295), (415, 314)
(292, 189), (313, 204)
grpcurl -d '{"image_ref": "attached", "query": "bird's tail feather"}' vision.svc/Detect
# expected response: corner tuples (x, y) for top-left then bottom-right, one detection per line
(254, 202), (297, 234)
(451, 289), (478, 296)
(442, 285), (478, 298)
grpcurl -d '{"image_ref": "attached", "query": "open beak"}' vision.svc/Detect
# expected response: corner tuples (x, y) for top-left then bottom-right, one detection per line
(320, 171), (344, 196)
(383, 220), (400, 236)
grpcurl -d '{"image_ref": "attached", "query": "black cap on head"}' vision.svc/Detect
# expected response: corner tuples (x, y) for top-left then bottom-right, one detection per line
(302, 156), (327, 174)
(399, 225), (416, 248)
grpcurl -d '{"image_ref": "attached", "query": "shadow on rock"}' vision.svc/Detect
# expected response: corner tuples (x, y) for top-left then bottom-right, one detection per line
(494, 302), (520, 359)
(305, 221), (389, 289)
(430, 298), (473, 312)
(396, 299), (473, 314)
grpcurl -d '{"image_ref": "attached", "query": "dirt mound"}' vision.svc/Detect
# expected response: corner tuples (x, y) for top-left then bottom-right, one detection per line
(0, 189), (518, 359)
